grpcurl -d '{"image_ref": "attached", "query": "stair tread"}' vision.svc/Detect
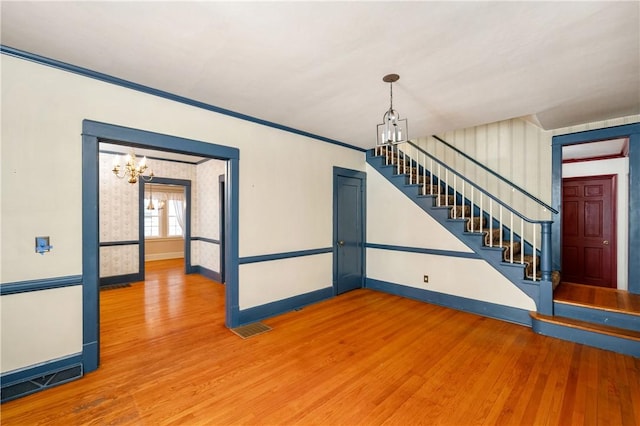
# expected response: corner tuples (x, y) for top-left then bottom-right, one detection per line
(554, 298), (640, 318)
(530, 312), (640, 340)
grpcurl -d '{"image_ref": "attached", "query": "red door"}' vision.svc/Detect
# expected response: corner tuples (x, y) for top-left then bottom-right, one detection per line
(562, 175), (616, 288)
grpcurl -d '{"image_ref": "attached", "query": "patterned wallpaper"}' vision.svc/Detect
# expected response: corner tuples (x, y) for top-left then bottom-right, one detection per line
(194, 159), (226, 271)
(99, 150), (197, 277)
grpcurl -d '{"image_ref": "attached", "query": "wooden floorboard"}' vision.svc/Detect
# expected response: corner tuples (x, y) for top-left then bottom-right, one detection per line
(555, 282), (640, 315)
(2, 259), (639, 425)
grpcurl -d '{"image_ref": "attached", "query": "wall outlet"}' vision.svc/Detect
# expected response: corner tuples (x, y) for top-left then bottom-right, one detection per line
(423, 275), (429, 283)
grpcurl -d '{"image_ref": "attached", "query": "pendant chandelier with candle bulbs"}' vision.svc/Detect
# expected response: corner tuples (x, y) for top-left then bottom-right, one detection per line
(377, 74), (409, 146)
(112, 150), (154, 184)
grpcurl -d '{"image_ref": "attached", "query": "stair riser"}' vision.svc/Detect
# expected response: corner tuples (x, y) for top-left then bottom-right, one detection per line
(532, 319), (640, 357)
(554, 302), (640, 331)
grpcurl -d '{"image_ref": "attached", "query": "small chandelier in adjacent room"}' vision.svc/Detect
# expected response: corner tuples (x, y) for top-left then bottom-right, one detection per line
(377, 73), (409, 146)
(146, 184), (155, 210)
(112, 150), (154, 184)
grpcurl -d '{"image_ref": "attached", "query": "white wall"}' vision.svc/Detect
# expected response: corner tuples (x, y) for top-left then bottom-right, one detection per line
(0, 55), (364, 373)
(366, 163), (536, 311)
(563, 157), (629, 290)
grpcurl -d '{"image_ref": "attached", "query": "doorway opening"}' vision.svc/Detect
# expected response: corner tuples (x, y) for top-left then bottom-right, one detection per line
(552, 123), (639, 295)
(82, 120), (240, 373)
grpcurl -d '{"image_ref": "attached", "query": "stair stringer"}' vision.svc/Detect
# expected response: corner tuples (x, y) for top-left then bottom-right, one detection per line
(367, 150), (544, 309)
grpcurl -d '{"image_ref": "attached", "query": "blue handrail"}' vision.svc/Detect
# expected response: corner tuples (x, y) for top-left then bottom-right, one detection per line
(431, 135), (558, 214)
(405, 141), (551, 225)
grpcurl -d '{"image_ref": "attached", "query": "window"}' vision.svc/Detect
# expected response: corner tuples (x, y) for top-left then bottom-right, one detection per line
(144, 201), (160, 237)
(144, 185), (185, 238)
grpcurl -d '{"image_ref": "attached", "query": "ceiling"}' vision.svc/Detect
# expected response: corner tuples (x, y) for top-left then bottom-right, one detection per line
(1, 1), (639, 150)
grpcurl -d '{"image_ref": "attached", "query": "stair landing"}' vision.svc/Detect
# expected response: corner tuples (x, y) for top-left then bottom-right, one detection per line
(531, 282), (640, 357)
(554, 281), (640, 316)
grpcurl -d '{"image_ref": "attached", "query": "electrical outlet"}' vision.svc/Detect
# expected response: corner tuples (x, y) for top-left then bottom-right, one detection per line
(423, 275), (429, 283)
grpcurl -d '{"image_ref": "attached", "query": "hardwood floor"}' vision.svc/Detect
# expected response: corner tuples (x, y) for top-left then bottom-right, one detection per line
(2, 259), (639, 425)
(555, 281), (640, 315)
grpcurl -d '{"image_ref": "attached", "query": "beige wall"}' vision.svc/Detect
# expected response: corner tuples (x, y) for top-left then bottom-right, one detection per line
(0, 55), (364, 373)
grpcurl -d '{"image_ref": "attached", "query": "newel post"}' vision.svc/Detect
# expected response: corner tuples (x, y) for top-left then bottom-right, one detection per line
(538, 221), (554, 315)
(540, 222), (552, 282)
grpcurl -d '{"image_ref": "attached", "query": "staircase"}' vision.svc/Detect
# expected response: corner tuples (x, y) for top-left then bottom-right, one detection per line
(367, 142), (639, 358)
(532, 283), (640, 357)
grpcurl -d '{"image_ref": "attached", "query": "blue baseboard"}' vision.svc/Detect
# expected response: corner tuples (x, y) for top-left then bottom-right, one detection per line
(554, 302), (640, 331)
(1, 353), (83, 403)
(531, 317), (640, 358)
(193, 265), (222, 283)
(366, 278), (532, 327)
(99, 273), (142, 286)
(237, 287), (334, 326)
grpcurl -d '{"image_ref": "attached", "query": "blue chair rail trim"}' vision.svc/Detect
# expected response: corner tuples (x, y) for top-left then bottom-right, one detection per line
(191, 236), (221, 245)
(366, 243), (481, 259)
(1, 45), (364, 153)
(0, 275), (82, 295)
(366, 278), (532, 327)
(99, 240), (139, 247)
(237, 287), (333, 326)
(239, 247), (333, 265)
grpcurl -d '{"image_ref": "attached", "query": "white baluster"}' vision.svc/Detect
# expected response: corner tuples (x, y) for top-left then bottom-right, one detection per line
(510, 213), (514, 263)
(461, 181), (465, 220)
(532, 223), (537, 281)
(499, 206), (503, 244)
(520, 219), (524, 264)
(444, 169), (449, 206)
(479, 193), (483, 233)
(470, 189), (475, 232)
(423, 152), (427, 195)
(489, 199), (493, 248)
(453, 175), (457, 218)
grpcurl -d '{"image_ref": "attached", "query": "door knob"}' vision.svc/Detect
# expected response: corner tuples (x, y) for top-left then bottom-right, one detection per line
(337, 240), (345, 247)
(603, 240), (609, 245)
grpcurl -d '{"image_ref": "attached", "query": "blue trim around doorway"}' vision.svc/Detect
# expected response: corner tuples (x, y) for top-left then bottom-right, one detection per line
(551, 122), (640, 295)
(82, 119), (240, 375)
(139, 177), (193, 274)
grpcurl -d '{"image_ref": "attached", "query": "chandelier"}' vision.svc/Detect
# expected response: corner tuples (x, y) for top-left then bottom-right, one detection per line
(146, 184), (155, 210)
(112, 150), (154, 184)
(377, 73), (409, 146)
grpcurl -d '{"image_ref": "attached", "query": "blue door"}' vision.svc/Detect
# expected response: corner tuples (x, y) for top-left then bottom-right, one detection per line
(334, 169), (365, 294)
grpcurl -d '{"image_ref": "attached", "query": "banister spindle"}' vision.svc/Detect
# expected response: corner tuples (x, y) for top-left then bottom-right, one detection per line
(533, 223), (538, 281)
(510, 213), (514, 263)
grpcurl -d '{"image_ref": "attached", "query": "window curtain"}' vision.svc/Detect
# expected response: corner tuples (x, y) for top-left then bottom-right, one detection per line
(169, 193), (186, 237)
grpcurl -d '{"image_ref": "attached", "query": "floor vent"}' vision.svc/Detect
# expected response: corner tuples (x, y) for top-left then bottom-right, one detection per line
(100, 283), (131, 291)
(231, 322), (272, 339)
(1, 364), (83, 403)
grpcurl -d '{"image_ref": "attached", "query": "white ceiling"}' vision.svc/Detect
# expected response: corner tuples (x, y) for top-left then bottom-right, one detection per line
(1, 1), (639, 150)
(562, 138), (628, 161)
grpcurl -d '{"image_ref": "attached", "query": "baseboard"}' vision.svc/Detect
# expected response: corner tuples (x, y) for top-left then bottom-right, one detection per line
(99, 273), (142, 286)
(531, 314), (640, 357)
(1, 354), (83, 403)
(366, 278), (532, 327)
(192, 265), (222, 283)
(554, 301), (640, 330)
(145, 252), (184, 261)
(237, 287), (334, 325)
